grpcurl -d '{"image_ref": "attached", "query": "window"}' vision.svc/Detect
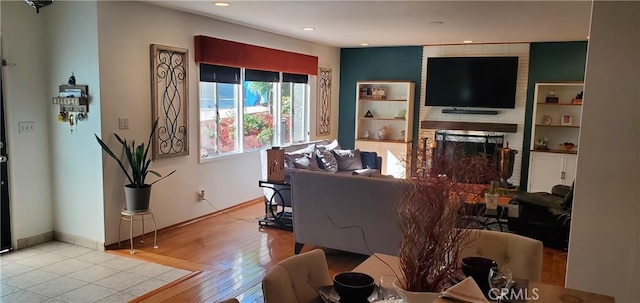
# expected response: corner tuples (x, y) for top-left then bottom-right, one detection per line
(199, 64), (309, 159)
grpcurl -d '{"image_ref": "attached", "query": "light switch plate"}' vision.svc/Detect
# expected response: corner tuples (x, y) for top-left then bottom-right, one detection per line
(18, 121), (35, 134)
(119, 117), (129, 130)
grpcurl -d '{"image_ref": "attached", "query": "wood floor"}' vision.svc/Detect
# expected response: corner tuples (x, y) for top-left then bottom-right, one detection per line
(106, 199), (567, 303)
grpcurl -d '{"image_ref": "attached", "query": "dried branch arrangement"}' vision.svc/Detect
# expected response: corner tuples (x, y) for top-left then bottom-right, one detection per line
(397, 152), (499, 293)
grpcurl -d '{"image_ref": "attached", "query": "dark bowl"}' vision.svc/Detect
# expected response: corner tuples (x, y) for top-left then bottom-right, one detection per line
(333, 272), (375, 302)
(461, 257), (499, 296)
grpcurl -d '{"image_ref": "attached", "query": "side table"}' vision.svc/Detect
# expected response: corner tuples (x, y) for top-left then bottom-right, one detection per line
(258, 180), (293, 231)
(463, 203), (511, 232)
(118, 209), (158, 254)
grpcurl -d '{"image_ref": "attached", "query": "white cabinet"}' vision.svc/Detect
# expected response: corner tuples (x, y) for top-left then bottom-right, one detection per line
(528, 152), (577, 192)
(354, 81), (415, 178)
(355, 140), (410, 179)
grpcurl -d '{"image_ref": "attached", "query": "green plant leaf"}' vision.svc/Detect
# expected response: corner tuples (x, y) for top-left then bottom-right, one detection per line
(149, 169), (176, 186)
(95, 134), (135, 184)
(96, 118), (175, 187)
(143, 119), (158, 165)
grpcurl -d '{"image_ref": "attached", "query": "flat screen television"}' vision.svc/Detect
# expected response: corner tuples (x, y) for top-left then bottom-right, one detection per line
(425, 56), (519, 108)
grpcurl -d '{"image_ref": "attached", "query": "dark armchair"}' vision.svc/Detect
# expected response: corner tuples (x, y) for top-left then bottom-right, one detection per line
(508, 184), (573, 250)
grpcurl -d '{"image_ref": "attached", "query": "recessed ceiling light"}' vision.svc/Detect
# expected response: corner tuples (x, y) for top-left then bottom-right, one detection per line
(429, 21), (444, 25)
(360, 43), (369, 46)
(213, 2), (229, 7)
(463, 40), (474, 44)
(586, 36), (590, 39)
(303, 27), (315, 31)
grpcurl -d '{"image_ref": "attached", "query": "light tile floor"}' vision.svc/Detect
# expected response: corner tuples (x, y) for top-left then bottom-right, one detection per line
(0, 241), (192, 303)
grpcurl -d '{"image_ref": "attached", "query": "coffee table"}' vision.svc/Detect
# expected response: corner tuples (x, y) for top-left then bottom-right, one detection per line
(463, 203), (515, 232)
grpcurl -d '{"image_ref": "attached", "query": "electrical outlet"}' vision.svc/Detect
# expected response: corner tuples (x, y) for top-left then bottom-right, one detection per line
(197, 190), (205, 201)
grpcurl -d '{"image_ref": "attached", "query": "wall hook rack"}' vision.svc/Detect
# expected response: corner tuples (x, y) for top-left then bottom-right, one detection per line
(52, 84), (89, 116)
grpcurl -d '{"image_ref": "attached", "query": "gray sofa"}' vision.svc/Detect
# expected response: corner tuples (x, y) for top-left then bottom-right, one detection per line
(290, 169), (409, 256)
(259, 140), (383, 207)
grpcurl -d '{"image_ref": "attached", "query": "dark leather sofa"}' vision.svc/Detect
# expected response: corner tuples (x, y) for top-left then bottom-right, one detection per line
(508, 184), (573, 250)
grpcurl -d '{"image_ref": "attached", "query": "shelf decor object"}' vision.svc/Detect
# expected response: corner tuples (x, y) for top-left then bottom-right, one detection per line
(317, 67), (332, 136)
(572, 91), (583, 105)
(150, 44), (189, 159)
(545, 90), (559, 103)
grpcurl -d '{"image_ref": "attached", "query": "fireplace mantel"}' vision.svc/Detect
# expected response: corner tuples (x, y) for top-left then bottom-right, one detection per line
(420, 120), (518, 133)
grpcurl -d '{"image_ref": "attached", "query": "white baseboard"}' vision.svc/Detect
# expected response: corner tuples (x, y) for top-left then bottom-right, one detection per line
(16, 231), (54, 249)
(15, 231), (105, 251)
(54, 231), (105, 251)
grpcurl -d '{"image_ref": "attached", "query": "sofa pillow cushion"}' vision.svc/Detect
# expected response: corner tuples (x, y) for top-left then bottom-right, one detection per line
(332, 149), (364, 171)
(286, 153), (320, 170)
(360, 151), (379, 169)
(288, 144), (316, 155)
(284, 144), (319, 169)
(316, 149), (338, 173)
(317, 139), (341, 151)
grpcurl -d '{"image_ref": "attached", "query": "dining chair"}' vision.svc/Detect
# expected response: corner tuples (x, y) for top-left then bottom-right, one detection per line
(262, 249), (331, 303)
(459, 229), (543, 282)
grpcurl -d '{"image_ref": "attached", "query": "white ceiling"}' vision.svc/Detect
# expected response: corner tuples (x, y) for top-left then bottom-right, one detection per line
(147, 1), (593, 48)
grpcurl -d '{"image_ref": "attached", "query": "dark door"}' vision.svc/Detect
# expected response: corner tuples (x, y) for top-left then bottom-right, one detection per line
(1, 66), (12, 253)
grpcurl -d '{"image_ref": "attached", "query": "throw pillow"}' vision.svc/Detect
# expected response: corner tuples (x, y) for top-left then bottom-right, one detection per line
(287, 152), (320, 170)
(360, 151), (378, 169)
(316, 149), (338, 173)
(288, 144), (316, 155)
(317, 139), (341, 151)
(285, 144), (319, 170)
(332, 149), (364, 171)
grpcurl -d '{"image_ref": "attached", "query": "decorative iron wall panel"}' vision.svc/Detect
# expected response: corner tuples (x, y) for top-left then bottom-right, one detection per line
(316, 67), (331, 136)
(151, 44), (189, 159)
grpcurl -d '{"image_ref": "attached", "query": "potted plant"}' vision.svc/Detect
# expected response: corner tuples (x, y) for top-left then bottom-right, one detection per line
(394, 154), (496, 302)
(95, 119), (176, 212)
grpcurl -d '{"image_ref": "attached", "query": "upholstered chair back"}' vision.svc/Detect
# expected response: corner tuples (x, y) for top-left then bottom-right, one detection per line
(262, 249), (331, 303)
(459, 229), (543, 282)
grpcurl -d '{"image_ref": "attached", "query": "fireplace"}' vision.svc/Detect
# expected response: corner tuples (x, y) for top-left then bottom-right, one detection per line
(432, 131), (504, 183)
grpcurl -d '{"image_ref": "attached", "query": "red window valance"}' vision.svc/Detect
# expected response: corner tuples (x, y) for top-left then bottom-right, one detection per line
(194, 35), (318, 75)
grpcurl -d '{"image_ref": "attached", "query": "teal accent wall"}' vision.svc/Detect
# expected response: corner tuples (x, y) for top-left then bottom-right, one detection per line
(521, 41), (588, 189)
(338, 46), (423, 149)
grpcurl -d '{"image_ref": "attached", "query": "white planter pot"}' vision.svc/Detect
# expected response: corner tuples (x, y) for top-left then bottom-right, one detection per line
(393, 280), (440, 303)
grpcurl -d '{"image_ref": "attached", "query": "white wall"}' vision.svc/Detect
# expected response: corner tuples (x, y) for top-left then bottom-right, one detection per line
(1, 1), (54, 248)
(566, 1), (639, 302)
(45, 1), (105, 246)
(419, 44), (529, 185)
(96, 1), (340, 245)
